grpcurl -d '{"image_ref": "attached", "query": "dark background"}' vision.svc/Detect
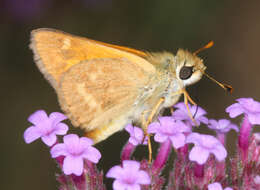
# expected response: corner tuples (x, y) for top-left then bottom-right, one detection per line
(1, 0), (260, 190)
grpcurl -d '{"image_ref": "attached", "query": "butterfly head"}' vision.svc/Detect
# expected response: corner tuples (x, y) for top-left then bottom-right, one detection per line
(175, 49), (206, 87)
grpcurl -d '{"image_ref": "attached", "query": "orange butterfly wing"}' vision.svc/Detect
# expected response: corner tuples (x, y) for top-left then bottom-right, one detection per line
(30, 28), (154, 89)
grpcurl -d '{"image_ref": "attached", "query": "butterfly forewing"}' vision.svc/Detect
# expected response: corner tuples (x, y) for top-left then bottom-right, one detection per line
(30, 28), (155, 89)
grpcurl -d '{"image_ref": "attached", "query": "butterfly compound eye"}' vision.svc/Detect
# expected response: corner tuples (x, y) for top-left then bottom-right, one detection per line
(179, 66), (193, 80)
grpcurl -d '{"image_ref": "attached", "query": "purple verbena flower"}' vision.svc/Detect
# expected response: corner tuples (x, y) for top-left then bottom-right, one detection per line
(106, 160), (150, 190)
(173, 102), (208, 127)
(254, 175), (260, 185)
(121, 124), (148, 161)
(226, 97), (260, 125)
(208, 182), (233, 190)
(125, 124), (147, 145)
(24, 110), (68, 146)
(226, 98), (260, 162)
(148, 116), (191, 149)
(186, 133), (227, 164)
(51, 134), (101, 176)
(208, 119), (238, 133)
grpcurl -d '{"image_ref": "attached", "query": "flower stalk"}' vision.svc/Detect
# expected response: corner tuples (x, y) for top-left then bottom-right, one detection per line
(238, 115), (252, 163)
(152, 139), (171, 173)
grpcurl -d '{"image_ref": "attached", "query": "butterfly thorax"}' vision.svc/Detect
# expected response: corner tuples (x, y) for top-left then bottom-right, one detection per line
(136, 50), (206, 118)
(145, 52), (183, 106)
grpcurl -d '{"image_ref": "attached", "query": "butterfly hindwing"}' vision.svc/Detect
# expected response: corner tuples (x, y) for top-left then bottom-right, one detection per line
(58, 58), (153, 133)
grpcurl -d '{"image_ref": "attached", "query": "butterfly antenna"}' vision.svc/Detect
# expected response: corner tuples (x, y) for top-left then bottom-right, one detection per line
(194, 41), (233, 93)
(194, 41), (214, 55)
(202, 71), (233, 93)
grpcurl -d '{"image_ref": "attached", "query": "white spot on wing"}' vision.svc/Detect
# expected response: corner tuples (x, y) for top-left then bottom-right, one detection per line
(77, 83), (100, 109)
(62, 38), (71, 50)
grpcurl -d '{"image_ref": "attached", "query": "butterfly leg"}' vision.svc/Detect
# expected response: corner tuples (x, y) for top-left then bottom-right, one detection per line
(182, 89), (198, 126)
(170, 107), (174, 115)
(142, 97), (165, 163)
(171, 89), (198, 125)
(141, 111), (153, 163)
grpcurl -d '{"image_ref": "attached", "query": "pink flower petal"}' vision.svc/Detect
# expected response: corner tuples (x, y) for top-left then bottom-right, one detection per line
(208, 119), (238, 133)
(113, 180), (128, 190)
(194, 106), (207, 117)
(176, 121), (191, 133)
(125, 124), (134, 134)
(107, 160), (150, 189)
(82, 146), (101, 163)
(198, 116), (209, 124)
(200, 135), (219, 148)
(123, 160), (140, 171)
(41, 133), (57, 146)
(158, 116), (174, 124)
(186, 133), (201, 146)
(114, 180), (141, 190)
(79, 137), (93, 147)
(237, 97), (255, 106)
(63, 155), (84, 176)
(211, 145), (227, 162)
(24, 126), (41, 143)
(49, 112), (67, 124)
(154, 133), (168, 143)
(147, 122), (160, 133)
(173, 110), (189, 121)
(208, 182), (223, 190)
(173, 103), (208, 126)
(63, 134), (79, 147)
(174, 102), (187, 110)
(189, 146), (210, 164)
(28, 110), (48, 125)
(51, 144), (67, 158)
(226, 103), (244, 118)
(128, 184), (141, 190)
(254, 175), (260, 184)
(136, 170), (150, 184)
(126, 125), (146, 145)
(247, 113), (260, 125)
(133, 127), (143, 141)
(229, 124), (239, 132)
(129, 137), (139, 146)
(169, 133), (186, 149)
(106, 165), (124, 178)
(54, 123), (68, 135)
(218, 119), (230, 127)
(209, 119), (218, 127)
(224, 188), (233, 190)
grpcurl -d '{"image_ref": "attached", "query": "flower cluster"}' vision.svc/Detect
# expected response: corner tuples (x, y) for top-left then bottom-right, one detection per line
(24, 97), (260, 190)
(24, 110), (103, 189)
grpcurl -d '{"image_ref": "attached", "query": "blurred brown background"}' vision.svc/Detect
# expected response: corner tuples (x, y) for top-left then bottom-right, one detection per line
(1, 0), (260, 189)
